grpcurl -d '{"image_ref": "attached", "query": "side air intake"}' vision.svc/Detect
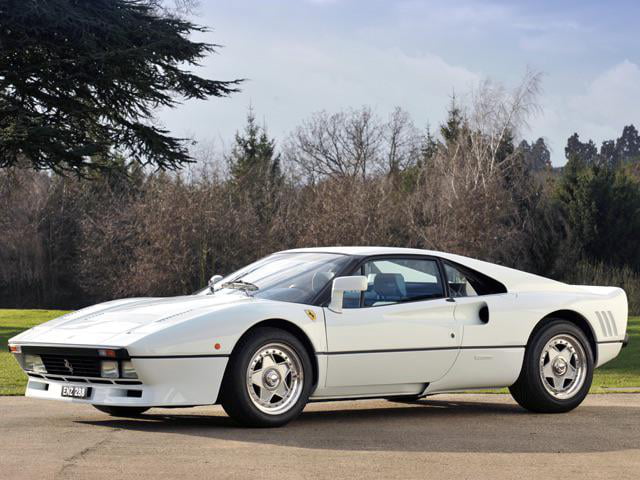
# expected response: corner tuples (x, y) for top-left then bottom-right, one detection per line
(595, 311), (619, 338)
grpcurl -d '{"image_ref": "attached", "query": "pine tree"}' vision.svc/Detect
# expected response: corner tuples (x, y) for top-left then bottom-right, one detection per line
(229, 109), (283, 223)
(495, 129), (515, 165)
(518, 138), (551, 172)
(0, 0), (242, 174)
(615, 125), (640, 164)
(440, 95), (465, 147)
(421, 125), (438, 163)
(565, 133), (599, 167)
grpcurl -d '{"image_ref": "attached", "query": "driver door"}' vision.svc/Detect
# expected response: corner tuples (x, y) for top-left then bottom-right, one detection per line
(323, 256), (461, 395)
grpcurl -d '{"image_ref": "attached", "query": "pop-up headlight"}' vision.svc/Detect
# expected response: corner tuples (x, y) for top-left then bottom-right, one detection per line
(24, 354), (47, 373)
(120, 360), (138, 379)
(100, 360), (119, 378)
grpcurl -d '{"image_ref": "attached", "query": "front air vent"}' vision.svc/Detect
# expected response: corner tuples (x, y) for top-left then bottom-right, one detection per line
(595, 311), (619, 337)
(41, 354), (101, 378)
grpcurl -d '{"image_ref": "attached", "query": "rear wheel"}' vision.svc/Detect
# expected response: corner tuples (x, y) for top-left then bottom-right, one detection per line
(509, 320), (593, 413)
(220, 327), (313, 427)
(93, 405), (149, 417)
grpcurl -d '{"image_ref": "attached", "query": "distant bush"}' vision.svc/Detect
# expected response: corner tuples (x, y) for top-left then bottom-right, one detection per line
(565, 261), (640, 315)
(3, 73), (640, 313)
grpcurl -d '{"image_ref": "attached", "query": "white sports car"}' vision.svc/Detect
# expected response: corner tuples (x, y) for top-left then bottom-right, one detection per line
(9, 247), (630, 427)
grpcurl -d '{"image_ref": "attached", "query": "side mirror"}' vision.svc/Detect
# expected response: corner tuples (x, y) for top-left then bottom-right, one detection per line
(208, 274), (224, 291)
(329, 276), (368, 313)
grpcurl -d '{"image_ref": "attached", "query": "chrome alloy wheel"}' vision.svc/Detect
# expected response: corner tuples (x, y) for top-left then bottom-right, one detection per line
(246, 343), (304, 415)
(539, 334), (587, 399)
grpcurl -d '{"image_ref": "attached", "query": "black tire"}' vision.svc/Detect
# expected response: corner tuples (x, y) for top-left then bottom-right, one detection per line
(93, 405), (150, 417)
(219, 327), (313, 427)
(509, 320), (594, 413)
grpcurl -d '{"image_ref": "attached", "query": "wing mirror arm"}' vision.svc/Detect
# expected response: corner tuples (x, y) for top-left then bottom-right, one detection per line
(328, 276), (368, 314)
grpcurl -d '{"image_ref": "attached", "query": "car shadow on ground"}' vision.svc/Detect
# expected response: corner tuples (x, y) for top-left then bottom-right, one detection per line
(75, 397), (640, 454)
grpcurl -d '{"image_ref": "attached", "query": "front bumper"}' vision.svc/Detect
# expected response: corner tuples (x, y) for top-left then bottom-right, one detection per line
(622, 333), (630, 348)
(16, 347), (228, 407)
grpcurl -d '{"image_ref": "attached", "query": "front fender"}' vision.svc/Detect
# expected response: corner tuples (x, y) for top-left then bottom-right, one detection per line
(123, 299), (327, 358)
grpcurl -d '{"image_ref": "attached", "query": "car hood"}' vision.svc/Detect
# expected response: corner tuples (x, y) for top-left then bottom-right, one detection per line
(10, 293), (253, 346)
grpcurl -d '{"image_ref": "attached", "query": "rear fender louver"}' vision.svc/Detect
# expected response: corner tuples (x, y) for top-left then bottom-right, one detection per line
(595, 311), (619, 338)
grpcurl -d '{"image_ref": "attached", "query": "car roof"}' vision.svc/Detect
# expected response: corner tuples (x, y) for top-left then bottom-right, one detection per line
(280, 246), (444, 256)
(278, 246), (571, 293)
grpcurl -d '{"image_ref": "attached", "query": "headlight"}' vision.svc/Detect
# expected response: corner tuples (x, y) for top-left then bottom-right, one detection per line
(100, 360), (119, 378)
(120, 360), (138, 379)
(24, 354), (47, 373)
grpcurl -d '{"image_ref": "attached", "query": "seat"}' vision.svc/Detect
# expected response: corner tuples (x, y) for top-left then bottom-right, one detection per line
(373, 273), (406, 301)
(311, 271), (335, 292)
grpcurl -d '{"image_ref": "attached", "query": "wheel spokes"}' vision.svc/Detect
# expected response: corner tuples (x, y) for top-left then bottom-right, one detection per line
(250, 371), (263, 387)
(559, 349), (574, 364)
(539, 334), (587, 399)
(276, 363), (291, 380)
(542, 362), (555, 379)
(273, 382), (289, 399)
(259, 387), (274, 403)
(261, 353), (276, 370)
(564, 364), (577, 381)
(547, 346), (560, 362)
(247, 344), (303, 413)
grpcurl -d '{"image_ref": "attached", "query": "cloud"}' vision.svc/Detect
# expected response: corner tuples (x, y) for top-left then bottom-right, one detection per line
(158, 25), (481, 149)
(530, 60), (640, 162)
(303, 0), (342, 4)
(155, 1), (640, 166)
(568, 60), (640, 127)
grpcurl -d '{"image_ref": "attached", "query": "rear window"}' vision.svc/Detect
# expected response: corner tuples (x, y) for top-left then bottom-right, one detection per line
(443, 261), (507, 297)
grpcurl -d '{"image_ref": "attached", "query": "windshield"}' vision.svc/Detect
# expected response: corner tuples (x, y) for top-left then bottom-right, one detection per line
(197, 252), (352, 304)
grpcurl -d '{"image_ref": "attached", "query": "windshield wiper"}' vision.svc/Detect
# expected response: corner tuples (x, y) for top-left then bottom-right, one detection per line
(219, 280), (259, 293)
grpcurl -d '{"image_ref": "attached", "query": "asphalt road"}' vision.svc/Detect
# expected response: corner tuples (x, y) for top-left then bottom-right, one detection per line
(1, 394), (639, 480)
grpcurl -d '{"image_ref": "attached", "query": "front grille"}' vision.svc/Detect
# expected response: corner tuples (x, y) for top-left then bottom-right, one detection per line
(40, 354), (101, 378)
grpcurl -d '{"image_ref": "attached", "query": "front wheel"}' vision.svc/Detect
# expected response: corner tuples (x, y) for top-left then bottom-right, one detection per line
(220, 327), (313, 427)
(510, 320), (593, 413)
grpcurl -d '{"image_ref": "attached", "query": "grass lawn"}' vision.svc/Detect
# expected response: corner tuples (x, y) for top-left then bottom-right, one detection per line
(0, 309), (638, 396)
(0, 309), (71, 395)
(592, 314), (640, 391)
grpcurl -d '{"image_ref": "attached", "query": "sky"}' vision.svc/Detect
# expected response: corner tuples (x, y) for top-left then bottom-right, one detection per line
(158, 0), (640, 165)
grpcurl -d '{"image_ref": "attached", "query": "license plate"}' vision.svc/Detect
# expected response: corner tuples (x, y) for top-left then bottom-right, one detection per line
(61, 385), (91, 399)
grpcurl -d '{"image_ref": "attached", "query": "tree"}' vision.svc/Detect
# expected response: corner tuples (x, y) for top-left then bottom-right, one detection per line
(408, 71), (543, 260)
(565, 133), (599, 167)
(615, 125), (640, 164)
(518, 138), (551, 172)
(0, 0), (241, 174)
(440, 94), (465, 147)
(421, 125), (438, 164)
(597, 125), (640, 168)
(495, 128), (515, 166)
(555, 161), (640, 271)
(229, 109), (283, 223)
(385, 107), (421, 177)
(287, 107), (384, 180)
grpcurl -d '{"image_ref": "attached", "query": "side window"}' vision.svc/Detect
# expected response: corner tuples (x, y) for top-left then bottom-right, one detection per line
(344, 257), (444, 308)
(444, 263), (478, 297)
(342, 289), (362, 309)
(443, 261), (507, 297)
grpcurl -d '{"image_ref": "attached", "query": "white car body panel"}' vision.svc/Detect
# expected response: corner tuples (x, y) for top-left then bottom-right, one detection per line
(9, 246), (628, 408)
(320, 298), (459, 396)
